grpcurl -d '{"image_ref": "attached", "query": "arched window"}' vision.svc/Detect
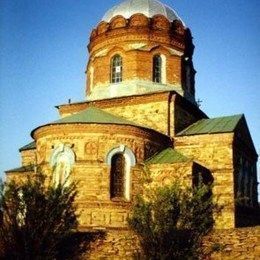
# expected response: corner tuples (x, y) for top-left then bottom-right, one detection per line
(106, 145), (136, 201)
(110, 153), (125, 199)
(153, 55), (162, 83)
(111, 55), (122, 83)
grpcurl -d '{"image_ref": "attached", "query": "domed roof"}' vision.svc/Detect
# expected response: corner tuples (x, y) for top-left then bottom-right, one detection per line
(102, 0), (183, 23)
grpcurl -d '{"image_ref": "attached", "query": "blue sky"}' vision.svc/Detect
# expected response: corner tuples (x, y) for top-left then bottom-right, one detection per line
(0, 0), (259, 185)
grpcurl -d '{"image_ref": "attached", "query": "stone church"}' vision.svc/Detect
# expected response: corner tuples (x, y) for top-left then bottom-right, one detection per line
(6, 0), (258, 256)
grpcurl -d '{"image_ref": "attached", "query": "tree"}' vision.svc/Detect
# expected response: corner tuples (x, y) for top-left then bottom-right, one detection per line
(128, 179), (221, 259)
(0, 173), (78, 259)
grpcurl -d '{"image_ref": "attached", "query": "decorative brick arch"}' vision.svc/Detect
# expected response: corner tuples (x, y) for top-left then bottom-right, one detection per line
(106, 145), (136, 166)
(109, 15), (127, 29)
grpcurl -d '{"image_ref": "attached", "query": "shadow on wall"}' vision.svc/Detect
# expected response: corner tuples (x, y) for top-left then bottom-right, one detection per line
(235, 204), (260, 227)
(192, 163), (214, 187)
(56, 230), (106, 260)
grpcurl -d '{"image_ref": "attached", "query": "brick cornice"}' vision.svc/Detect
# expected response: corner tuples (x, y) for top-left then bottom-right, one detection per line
(88, 14), (187, 54)
(32, 123), (171, 147)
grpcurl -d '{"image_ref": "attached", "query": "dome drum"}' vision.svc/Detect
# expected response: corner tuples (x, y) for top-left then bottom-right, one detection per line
(86, 45), (185, 100)
(88, 14), (186, 53)
(86, 0), (191, 101)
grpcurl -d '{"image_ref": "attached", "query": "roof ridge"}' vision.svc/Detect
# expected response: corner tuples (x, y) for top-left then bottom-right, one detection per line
(19, 141), (36, 152)
(146, 147), (190, 164)
(53, 107), (140, 126)
(177, 118), (205, 136)
(5, 165), (35, 173)
(31, 106), (167, 138)
(212, 113), (243, 118)
(177, 114), (244, 137)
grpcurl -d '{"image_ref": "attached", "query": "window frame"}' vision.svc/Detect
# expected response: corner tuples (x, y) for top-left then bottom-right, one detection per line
(153, 55), (162, 83)
(106, 145), (136, 202)
(111, 54), (123, 83)
(110, 153), (126, 200)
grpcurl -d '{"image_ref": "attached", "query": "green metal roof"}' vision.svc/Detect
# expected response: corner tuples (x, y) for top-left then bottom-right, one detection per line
(177, 114), (243, 136)
(19, 141), (36, 152)
(52, 107), (141, 126)
(146, 148), (190, 164)
(5, 165), (34, 174)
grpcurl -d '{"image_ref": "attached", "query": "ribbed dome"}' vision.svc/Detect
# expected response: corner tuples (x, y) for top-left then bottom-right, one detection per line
(102, 0), (183, 23)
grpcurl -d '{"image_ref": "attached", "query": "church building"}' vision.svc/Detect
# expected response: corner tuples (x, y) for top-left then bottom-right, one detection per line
(6, 0), (258, 256)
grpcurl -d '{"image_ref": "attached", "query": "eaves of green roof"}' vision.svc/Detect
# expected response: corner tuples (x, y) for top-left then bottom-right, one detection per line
(177, 114), (243, 136)
(31, 107), (147, 137)
(19, 141), (36, 152)
(5, 165), (34, 174)
(146, 148), (190, 164)
(52, 107), (141, 127)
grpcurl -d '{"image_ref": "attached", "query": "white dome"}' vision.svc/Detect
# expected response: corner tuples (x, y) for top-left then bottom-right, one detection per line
(102, 0), (183, 23)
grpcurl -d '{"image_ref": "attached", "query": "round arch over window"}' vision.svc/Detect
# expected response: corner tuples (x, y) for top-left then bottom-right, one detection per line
(106, 145), (136, 166)
(106, 145), (136, 201)
(111, 55), (122, 83)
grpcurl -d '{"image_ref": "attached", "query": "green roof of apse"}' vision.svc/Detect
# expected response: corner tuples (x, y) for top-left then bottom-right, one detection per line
(146, 148), (190, 164)
(52, 107), (140, 126)
(19, 141), (36, 152)
(177, 114), (243, 136)
(5, 165), (34, 173)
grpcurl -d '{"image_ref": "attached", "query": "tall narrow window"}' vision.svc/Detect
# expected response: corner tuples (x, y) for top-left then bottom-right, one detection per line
(107, 145), (136, 201)
(111, 55), (122, 83)
(153, 55), (162, 83)
(110, 153), (125, 199)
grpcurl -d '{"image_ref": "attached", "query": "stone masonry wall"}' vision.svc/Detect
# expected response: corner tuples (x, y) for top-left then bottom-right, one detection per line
(147, 162), (194, 188)
(105, 100), (169, 135)
(57, 92), (206, 139)
(21, 150), (36, 166)
(175, 133), (235, 228)
(84, 227), (260, 259)
(33, 123), (170, 229)
(203, 226), (260, 259)
(85, 230), (141, 259)
(57, 92), (173, 135)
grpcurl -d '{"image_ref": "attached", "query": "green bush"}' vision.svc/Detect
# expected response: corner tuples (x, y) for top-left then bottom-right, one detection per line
(128, 180), (221, 259)
(0, 173), (78, 259)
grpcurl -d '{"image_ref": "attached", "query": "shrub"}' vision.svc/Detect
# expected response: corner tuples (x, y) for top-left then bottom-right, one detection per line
(0, 173), (78, 259)
(128, 180), (221, 259)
